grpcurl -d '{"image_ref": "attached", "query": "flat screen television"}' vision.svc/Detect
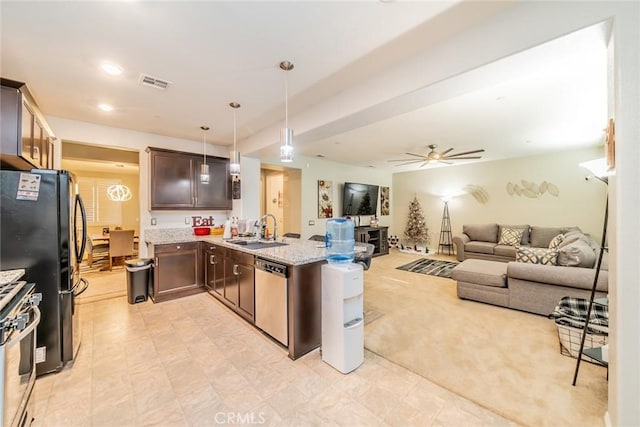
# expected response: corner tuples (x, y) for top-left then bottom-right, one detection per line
(342, 182), (379, 216)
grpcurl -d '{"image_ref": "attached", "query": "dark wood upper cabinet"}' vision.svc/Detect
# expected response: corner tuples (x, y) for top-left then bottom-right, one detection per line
(1, 78), (55, 171)
(148, 147), (232, 210)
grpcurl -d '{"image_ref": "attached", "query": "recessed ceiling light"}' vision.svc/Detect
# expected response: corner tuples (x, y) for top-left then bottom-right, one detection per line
(115, 164), (125, 168)
(316, 154), (326, 158)
(98, 103), (113, 112)
(100, 62), (123, 76)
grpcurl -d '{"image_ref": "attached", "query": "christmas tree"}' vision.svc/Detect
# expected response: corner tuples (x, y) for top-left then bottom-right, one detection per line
(404, 196), (429, 244)
(357, 192), (372, 215)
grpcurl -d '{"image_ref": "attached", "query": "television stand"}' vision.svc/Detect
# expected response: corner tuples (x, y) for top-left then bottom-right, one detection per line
(354, 226), (389, 257)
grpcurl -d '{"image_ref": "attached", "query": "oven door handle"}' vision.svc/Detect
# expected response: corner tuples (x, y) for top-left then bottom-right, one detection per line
(4, 306), (41, 348)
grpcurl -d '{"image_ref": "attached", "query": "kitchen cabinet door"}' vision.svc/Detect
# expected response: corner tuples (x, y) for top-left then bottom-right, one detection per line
(1, 79), (56, 171)
(148, 147), (231, 210)
(223, 256), (239, 307)
(151, 242), (203, 302)
(204, 243), (224, 297)
(194, 157), (232, 210)
(149, 150), (193, 209)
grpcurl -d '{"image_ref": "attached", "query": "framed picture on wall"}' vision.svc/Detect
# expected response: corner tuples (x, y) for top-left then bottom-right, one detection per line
(317, 180), (333, 218)
(380, 186), (390, 215)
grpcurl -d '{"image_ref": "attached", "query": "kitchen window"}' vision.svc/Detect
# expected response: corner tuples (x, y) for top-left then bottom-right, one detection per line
(77, 178), (123, 225)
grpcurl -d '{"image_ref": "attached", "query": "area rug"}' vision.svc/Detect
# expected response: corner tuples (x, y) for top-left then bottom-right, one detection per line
(396, 258), (458, 278)
(365, 252), (608, 427)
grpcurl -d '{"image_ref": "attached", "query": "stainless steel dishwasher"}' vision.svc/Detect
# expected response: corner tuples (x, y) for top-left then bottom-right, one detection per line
(254, 258), (288, 346)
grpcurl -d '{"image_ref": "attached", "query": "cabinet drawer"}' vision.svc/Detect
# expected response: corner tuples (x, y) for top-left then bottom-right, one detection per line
(227, 249), (254, 265)
(154, 242), (199, 254)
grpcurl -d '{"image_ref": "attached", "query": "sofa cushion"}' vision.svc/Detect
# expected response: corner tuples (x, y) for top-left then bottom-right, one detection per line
(548, 234), (565, 250)
(451, 259), (507, 288)
(463, 223), (499, 243)
(507, 262), (608, 292)
(494, 244), (517, 258)
(529, 226), (564, 248)
(498, 227), (526, 246)
(558, 230), (589, 248)
(465, 241), (496, 255)
(557, 240), (596, 268)
(499, 224), (530, 245)
(516, 246), (558, 265)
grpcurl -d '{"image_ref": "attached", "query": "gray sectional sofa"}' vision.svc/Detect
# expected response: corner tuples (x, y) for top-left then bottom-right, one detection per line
(451, 223), (608, 316)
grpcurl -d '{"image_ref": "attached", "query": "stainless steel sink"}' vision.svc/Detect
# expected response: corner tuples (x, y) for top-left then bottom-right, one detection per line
(229, 240), (288, 249)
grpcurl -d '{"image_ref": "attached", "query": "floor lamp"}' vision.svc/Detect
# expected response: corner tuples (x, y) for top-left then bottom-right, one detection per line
(572, 158), (610, 386)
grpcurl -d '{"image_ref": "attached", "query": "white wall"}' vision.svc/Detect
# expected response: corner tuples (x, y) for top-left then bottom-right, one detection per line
(48, 116), (233, 257)
(392, 147), (607, 250)
(260, 153), (392, 238)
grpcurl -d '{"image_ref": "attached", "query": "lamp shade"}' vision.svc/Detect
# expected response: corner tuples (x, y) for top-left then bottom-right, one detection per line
(280, 127), (294, 162)
(230, 150), (241, 176)
(200, 163), (210, 184)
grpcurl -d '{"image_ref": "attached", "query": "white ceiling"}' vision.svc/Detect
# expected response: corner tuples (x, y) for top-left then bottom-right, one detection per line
(1, 1), (609, 172)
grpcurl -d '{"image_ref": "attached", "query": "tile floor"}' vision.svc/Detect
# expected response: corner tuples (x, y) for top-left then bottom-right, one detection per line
(32, 291), (515, 426)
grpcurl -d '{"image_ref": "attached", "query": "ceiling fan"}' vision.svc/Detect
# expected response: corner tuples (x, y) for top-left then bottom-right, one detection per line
(388, 144), (485, 167)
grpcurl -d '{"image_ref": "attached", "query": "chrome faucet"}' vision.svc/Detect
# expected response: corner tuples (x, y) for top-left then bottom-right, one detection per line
(259, 214), (278, 241)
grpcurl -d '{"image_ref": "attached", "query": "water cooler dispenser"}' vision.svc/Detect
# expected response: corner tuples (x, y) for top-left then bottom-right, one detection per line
(321, 218), (364, 373)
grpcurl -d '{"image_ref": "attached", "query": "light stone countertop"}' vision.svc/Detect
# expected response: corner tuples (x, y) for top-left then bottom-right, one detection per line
(144, 228), (328, 266)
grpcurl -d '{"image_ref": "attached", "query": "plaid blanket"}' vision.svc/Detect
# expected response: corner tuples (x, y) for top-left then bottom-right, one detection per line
(549, 296), (608, 334)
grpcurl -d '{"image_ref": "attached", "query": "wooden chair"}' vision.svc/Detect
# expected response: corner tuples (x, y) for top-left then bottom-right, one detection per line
(108, 229), (135, 271)
(86, 236), (109, 267)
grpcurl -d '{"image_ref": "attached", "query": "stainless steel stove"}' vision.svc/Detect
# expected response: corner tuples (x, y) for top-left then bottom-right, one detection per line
(0, 281), (41, 427)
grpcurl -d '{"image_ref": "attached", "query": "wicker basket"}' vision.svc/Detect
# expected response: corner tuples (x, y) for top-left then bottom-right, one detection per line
(556, 324), (607, 364)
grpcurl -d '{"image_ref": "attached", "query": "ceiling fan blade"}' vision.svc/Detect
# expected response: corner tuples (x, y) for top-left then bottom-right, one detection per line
(404, 152), (429, 158)
(441, 148), (454, 156)
(443, 156), (483, 160)
(388, 158), (425, 163)
(420, 161), (431, 168)
(395, 160), (428, 167)
(445, 149), (485, 158)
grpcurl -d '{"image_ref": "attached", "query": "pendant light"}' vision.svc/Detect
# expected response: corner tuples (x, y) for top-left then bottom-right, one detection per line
(106, 184), (132, 202)
(229, 102), (241, 177)
(279, 60), (294, 163)
(200, 126), (210, 184)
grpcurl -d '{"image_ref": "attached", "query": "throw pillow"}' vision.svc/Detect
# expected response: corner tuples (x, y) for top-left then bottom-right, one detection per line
(548, 233), (565, 250)
(498, 227), (525, 246)
(557, 240), (596, 268)
(516, 246), (558, 265)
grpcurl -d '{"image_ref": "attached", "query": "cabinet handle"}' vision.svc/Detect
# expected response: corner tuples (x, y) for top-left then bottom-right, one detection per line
(233, 264), (240, 275)
(176, 245), (181, 250)
(210, 255), (216, 265)
(155, 257), (159, 266)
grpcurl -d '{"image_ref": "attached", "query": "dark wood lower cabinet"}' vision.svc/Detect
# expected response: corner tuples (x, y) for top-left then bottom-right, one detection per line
(205, 245), (255, 323)
(148, 242), (204, 303)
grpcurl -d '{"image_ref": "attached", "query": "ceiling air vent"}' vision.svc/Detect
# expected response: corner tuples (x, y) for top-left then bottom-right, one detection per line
(138, 73), (172, 90)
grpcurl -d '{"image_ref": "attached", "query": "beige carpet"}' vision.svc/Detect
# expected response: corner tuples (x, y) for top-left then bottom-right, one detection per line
(364, 249), (608, 427)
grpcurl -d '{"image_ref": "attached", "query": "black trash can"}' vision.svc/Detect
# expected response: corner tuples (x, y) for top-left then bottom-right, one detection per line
(125, 258), (153, 304)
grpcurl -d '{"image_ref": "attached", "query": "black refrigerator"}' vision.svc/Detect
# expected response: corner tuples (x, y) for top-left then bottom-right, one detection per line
(0, 169), (88, 375)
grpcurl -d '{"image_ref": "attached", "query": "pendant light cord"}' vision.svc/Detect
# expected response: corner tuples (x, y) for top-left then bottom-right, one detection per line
(233, 109), (237, 152)
(285, 71), (289, 129)
(203, 131), (207, 163)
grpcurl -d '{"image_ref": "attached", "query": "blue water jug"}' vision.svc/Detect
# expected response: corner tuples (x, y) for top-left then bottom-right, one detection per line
(326, 218), (355, 264)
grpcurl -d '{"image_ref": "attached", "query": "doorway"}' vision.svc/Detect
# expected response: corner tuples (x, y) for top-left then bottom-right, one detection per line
(61, 140), (140, 302)
(260, 164), (301, 236)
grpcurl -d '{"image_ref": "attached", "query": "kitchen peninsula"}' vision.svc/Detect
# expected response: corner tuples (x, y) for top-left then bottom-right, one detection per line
(145, 229), (328, 360)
